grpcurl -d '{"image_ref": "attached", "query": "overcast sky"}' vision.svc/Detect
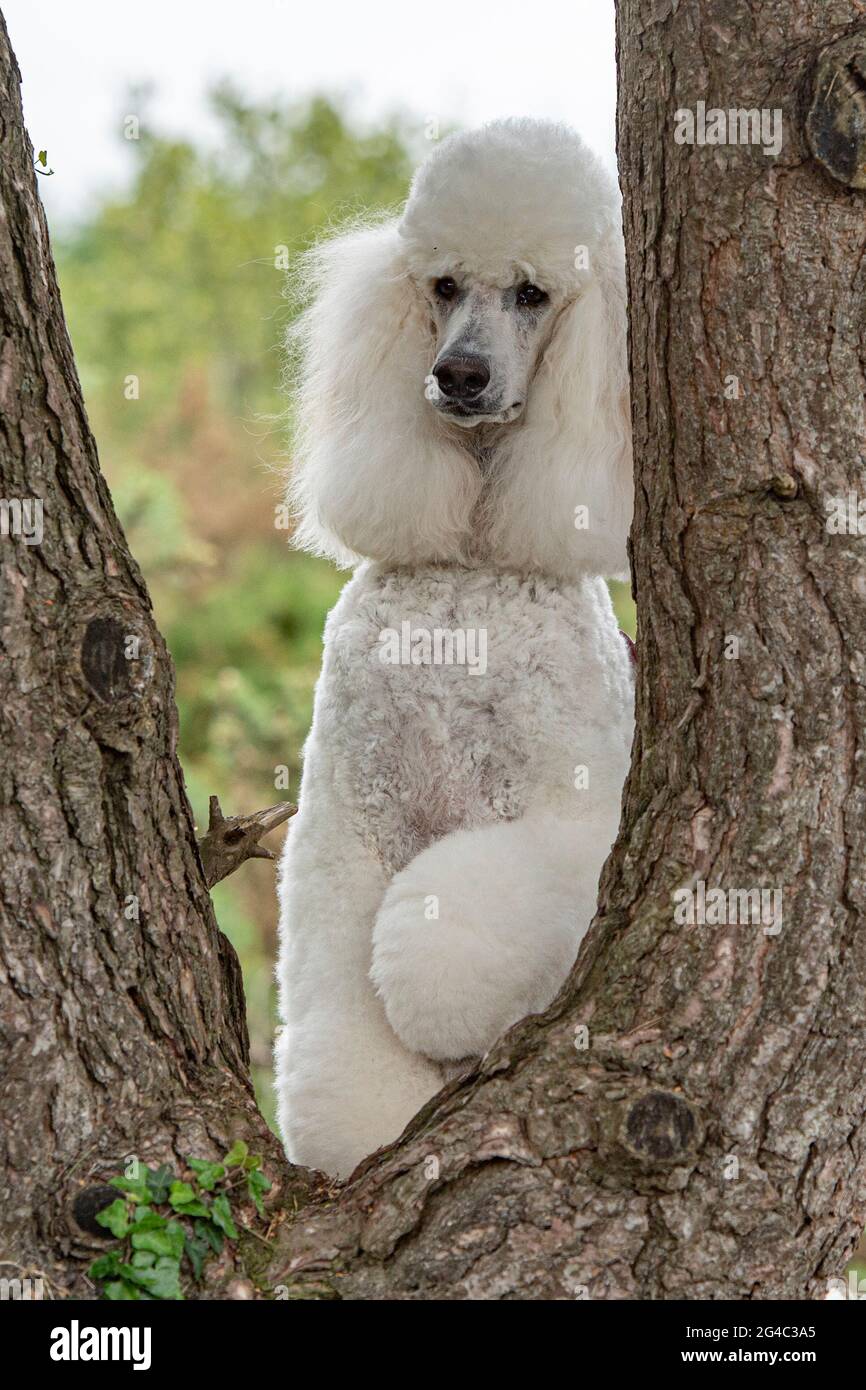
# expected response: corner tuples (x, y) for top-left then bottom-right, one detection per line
(4, 0), (618, 227)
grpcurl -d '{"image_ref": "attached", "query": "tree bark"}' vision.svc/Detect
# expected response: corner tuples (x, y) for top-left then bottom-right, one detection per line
(2, 1), (866, 1301)
(0, 13), (316, 1297)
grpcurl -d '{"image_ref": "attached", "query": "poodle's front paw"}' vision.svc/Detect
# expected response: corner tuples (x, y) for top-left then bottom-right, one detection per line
(371, 883), (526, 1060)
(370, 818), (586, 1062)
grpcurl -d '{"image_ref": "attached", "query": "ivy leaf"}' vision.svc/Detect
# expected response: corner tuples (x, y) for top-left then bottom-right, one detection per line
(109, 1171), (151, 1204)
(184, 1233), (210, 1280)
(146, 1163), (176, 1204)
(188, 1158), (226, 1191)
(211, 1192), (238, 1240)
(132, 1219), (185, 1260)
(95, 1198), (131, 1238)
(131, 1250), (156, 1269)
(119, 1256), (184, 1301)
(243, 1153), (262, 1172)
(174, 1199), (210, 1217)
(223, 1140), (248, 1167)
(103, 1279), (142, 1300)
(129, 1209), (166, 1233)
(169, 1180), (195, 1205)
(194, 1218), (224, 1255)
(89, 1251), (122, 1280)
(168, 1180), (209, 1217)
(246, 1167), (271, 1218)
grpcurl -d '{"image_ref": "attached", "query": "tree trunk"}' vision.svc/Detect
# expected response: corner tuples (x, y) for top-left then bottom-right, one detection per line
(3, 1), (866, 1300)
(0, 13), (315, 1297)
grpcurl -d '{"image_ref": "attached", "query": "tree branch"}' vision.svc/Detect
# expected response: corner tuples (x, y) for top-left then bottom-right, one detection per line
(197, 796), (296, 888)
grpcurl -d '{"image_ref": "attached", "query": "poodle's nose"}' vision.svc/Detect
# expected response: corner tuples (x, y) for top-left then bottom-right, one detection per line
(433, 354), (490, 401)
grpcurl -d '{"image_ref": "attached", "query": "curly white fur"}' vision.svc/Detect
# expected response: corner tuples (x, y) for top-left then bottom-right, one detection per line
(275, 119), (634, 1179)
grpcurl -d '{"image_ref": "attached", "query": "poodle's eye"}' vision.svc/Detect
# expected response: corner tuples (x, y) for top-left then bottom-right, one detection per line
(434, 276), (458, 301)
(516, 282), (548, 308)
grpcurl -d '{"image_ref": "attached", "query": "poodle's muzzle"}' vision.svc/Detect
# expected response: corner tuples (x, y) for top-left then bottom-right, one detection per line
(430, 346), (507, 426)
(426, 281), (551, 428)
(432, 353), (490, 404)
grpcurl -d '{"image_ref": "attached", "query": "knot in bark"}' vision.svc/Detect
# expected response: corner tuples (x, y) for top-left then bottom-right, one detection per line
(72, 1184), (118, 1238)
(81, 615), (150, 701)
(619, 1089), (700, 1166)
(806, 34), (866, 190)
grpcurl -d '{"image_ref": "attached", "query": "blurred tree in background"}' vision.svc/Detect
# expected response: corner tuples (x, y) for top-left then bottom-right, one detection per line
(53, 89), (636, 1126)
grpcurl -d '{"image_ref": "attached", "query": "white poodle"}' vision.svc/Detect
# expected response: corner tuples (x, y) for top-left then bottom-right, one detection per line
(275, 119), (634, 1179)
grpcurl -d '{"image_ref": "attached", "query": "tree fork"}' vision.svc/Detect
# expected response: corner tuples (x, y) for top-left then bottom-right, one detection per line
(2, 1), (866, 1300)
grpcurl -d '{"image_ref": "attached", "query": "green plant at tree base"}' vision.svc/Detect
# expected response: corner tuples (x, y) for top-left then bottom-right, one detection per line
(89, 1142), (271, 1300)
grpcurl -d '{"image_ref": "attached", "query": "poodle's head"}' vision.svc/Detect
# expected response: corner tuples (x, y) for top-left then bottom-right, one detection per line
(401, 120), (618, 433)
(288, 118), (632, 581)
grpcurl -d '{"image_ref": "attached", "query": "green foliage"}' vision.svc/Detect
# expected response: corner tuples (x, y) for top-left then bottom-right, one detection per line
(187, 1158), (226, 1191)
(89, 1150), (272, 1300)
(609, 578), (636, 638)
(57, 88), (414, 435)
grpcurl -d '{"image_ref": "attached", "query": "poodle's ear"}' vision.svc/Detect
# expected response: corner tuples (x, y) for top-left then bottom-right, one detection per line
(485, 233), (633, 581)
(287, 221), (479, 568)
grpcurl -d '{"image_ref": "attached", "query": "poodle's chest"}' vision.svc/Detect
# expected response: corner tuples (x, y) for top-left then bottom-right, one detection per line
(335, 677), (545, 875)
(347, 673), (528, 872)
(316, 567), (629, 875)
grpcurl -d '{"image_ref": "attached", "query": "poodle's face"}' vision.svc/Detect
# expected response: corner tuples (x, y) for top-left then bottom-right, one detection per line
(423, 273), (560, 429)
(289, 120), (633, 577)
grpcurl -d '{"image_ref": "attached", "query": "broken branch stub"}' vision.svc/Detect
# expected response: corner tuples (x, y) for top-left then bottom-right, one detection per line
(197, 795), (296, 888)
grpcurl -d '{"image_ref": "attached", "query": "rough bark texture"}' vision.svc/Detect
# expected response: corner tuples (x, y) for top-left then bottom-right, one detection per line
(2, 2), (866, 1301)
(0, 13), (315, 1297)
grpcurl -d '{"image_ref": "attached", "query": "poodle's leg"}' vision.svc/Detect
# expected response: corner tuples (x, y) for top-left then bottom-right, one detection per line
(370, 813), (615, 1062)
(276, 797), (443, 1180)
